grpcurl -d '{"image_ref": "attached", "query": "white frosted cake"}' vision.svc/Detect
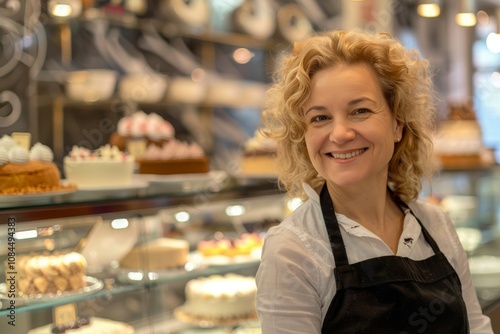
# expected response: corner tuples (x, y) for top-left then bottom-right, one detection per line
(63, 145), (134, 188)
(181, 274), (257, 320)
(119, 238), (189, 270)
(27, 317), (134, 334)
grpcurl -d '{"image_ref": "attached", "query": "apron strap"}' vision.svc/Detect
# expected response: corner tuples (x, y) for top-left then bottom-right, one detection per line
(391, 194), (443, 254)
(320, 183), (349, 267)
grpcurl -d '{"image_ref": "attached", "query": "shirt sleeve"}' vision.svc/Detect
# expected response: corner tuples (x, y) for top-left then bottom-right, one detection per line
(256, 226), (323, 334)
(438, 207), (494, 334)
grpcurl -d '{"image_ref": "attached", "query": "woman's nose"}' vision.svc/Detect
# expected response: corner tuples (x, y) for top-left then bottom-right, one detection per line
(329, 120), (355, 143)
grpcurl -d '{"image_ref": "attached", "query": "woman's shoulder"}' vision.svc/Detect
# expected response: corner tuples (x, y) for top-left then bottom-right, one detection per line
(408, 198), (449, 224)
(407, 199), (456, 242)
(264, 198), (330, 252)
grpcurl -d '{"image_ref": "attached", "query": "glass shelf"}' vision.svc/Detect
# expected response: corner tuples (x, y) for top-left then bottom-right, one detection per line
(0, 174), (282, 219)
(0, 259), (260, 316)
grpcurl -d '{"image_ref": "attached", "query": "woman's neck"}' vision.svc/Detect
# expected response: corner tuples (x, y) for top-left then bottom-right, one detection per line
(327, 181), (405, 254)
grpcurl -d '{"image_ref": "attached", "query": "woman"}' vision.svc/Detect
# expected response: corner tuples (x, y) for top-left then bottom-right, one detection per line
(255, 30), (493, 333)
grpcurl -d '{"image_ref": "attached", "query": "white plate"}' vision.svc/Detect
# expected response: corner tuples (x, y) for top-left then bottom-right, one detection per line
(233, 173), (278, 187)
(134, 171), (229, 193)
(189, 248), (262, 267)
(174, 305), (258, 329)
(0, 276), (103, 304)
(65, 179), (149, 192)
(116, 255), (207, 284)
(0, 189), (76, 206)
(61, 179), (149, 201)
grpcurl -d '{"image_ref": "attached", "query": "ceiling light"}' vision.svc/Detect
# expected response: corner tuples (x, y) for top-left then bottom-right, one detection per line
(48, 0), (82, 18)
(417, 1), (441, 18)
(456, 0), (477, 27)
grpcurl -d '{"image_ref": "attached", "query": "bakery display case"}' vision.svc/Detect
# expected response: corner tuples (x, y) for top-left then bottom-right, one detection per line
(424, 165), (500, 322)
(0, 174), (286, 333)
(2, 166), (500, 332)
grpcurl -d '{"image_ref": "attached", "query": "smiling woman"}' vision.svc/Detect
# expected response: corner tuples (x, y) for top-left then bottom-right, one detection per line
(255, 29), (493, 334)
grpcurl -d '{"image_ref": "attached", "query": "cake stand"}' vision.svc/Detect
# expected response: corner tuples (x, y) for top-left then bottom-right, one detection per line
(174, 306), (259, 333)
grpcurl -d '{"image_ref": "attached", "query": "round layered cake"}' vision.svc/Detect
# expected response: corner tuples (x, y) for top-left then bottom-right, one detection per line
(0, 137), (72, 195)
(241, 130), (278, 175)
(432, 102), (495, 168)
(180, 274), (257, 320)
(197, 233), (263, 257)
(119, 238), (189, 270)
(136, 140), (209, 175)
(433, 120), (483, 168)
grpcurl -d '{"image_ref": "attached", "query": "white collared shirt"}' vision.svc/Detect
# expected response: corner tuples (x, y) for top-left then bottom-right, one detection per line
(256, 183), (493, 333)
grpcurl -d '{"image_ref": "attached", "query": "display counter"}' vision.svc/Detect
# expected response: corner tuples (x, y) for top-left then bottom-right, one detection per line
(0, 173), (284, 333)
(1, 167), (500, 332)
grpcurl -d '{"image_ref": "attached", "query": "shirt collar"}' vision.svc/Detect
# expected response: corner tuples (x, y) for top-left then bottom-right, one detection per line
(305, 182), (422, 255)
(303, 182), (320, 203)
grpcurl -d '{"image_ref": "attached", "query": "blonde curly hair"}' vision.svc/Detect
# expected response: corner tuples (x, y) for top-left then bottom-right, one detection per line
(261, 29), (437, 203)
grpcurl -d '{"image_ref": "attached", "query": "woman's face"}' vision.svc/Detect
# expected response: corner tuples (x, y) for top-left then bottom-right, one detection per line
(303, 63), (402, 188)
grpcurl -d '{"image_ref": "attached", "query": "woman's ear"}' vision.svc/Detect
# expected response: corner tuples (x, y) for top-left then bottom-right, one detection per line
(394, 120), (404, 142)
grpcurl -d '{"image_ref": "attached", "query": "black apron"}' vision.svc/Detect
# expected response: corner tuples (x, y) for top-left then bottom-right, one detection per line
(320, 184), (469, 333)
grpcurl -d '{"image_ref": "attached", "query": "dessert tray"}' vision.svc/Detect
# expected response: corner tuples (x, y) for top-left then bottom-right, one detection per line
(189, 248), (262, 267)
(0, 276), (103, 304)
(63, 179), (149, 192)
(0, 189), (77, 207)
(134, 170), (229, 194)
(174, 306), (259, 329)
(232, 173), (278, 187)
(61, 179), (149, 201)
(115, 256), (206, 284)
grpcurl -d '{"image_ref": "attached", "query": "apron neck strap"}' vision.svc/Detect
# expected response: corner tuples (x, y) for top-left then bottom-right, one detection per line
(392, 195), (443, 254)
(320, 183), (349, 266)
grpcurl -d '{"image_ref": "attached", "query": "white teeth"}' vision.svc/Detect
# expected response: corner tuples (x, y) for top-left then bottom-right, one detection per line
(332, 149), (364, 159)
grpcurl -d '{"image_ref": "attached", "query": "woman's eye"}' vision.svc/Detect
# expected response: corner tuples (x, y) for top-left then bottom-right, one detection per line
(352, 108), (371, 116)
(311, 115), (328, 123)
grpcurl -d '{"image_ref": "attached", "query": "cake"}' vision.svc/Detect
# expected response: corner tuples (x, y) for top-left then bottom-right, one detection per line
(119, 238), (189, 270)
(180, 274), (257, 320)
(197, 233), (263, 257)
(136, 139), (209, 175)
(9, 252), (87, 297)
(0, 136), (74, 195)
(433, 103), (495, 168)
(241, 129), (278, 175)
(63, 145), (134, 188)
(27, 317), (134, 334)
(109, 111), (174, 152)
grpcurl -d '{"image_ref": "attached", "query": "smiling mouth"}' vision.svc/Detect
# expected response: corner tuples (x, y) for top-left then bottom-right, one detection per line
(328, 148), (367, 159)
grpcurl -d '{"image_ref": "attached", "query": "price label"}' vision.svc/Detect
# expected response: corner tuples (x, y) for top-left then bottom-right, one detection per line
(127, 139), (147, 158)
(53, 303), (78, 327)
(11, 132), (31, 151)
